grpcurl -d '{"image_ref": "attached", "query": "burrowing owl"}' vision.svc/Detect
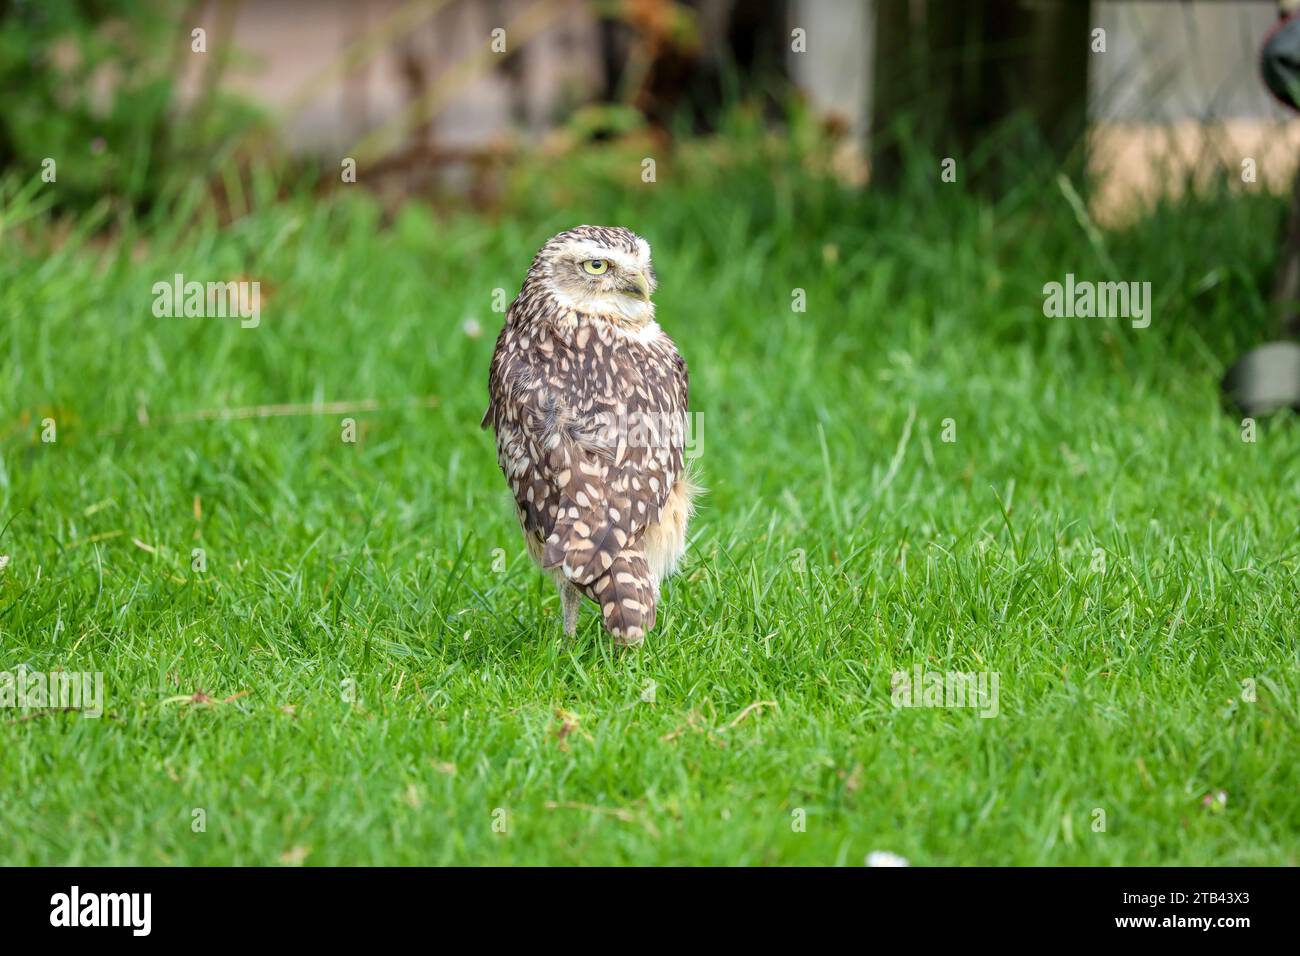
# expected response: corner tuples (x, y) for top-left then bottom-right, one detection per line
(482, 226), (696, 645)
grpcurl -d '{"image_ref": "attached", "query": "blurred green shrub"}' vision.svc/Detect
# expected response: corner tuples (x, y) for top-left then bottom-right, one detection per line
(0, 0), (263, 214)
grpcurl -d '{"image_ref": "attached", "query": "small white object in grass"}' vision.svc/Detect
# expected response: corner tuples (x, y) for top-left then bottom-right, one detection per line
(866, 850), (909, 867)
(462, 317), (483, 339)
(0, 555), (9, 572)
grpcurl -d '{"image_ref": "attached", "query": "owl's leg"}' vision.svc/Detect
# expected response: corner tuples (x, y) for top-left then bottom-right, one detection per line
(559, 581), (582, 636)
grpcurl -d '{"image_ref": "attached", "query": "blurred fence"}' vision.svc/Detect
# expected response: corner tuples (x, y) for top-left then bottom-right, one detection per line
(192, 0), (1292, 150)
(5, 0), (1298, 219)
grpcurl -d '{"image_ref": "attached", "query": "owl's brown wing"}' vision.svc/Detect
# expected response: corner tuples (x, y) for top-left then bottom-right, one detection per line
(540, 334), (688, 588)
(482, 321), (512, 430)
(490, 324), (685, 573)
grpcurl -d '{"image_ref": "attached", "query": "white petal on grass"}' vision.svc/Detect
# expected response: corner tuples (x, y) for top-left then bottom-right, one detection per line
(866, 851), (910, 868)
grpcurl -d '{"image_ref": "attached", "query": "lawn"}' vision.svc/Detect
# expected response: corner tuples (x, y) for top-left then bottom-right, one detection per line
(1, 139), (1298, 865)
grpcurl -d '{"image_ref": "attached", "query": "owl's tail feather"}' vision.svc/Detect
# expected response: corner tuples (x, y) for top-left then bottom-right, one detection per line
(586, 550), (656, 646)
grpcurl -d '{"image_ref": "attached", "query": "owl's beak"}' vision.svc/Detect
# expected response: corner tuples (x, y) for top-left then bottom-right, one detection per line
(622, 270), (652, 302)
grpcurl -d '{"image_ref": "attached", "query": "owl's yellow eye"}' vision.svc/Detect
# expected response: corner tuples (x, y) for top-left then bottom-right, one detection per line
(582, 259), (608, 275)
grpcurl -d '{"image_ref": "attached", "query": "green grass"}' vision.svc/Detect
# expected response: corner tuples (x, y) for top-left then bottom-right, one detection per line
(1, 137), (1298, 865)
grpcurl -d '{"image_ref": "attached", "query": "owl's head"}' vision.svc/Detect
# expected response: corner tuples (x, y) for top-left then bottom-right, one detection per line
(527, 225), (657, 325)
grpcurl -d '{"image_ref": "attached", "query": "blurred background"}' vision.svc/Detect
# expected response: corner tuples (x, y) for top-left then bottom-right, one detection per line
(3, 0), (1297, 223)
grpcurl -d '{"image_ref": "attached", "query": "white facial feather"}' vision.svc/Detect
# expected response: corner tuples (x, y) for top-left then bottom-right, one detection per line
(545, 285), (656, 325)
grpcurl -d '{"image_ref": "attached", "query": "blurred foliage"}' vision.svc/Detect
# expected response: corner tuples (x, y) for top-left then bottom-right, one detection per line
(0, 0), (264, 214)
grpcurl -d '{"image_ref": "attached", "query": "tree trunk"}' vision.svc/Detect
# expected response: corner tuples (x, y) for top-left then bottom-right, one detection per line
(871, 0), (1091, 189)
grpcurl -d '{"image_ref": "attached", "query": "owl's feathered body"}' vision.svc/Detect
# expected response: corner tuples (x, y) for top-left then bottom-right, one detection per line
(482, 226), (695, 645)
